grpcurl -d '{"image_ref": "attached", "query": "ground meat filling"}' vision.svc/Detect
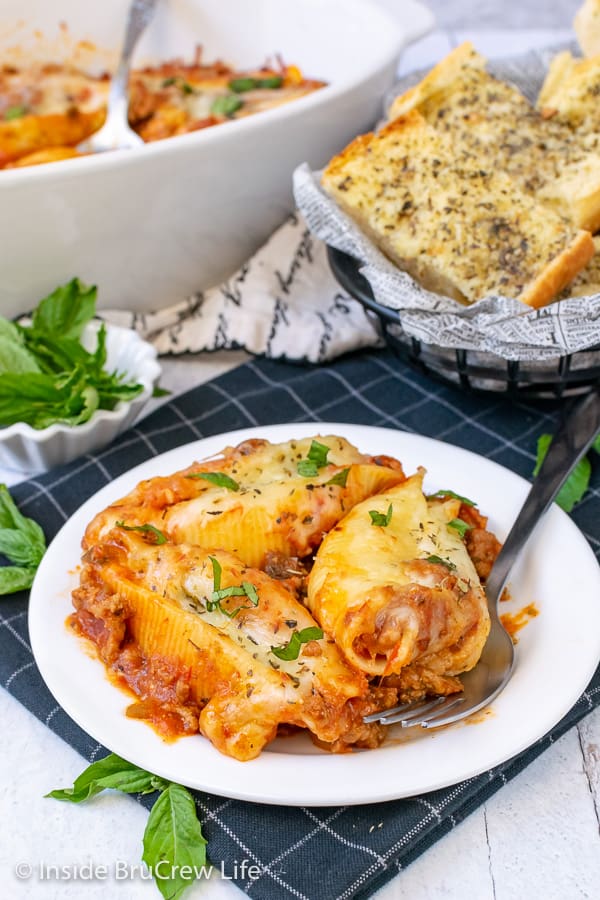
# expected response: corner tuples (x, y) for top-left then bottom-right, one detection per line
(459, 502), (502, 581)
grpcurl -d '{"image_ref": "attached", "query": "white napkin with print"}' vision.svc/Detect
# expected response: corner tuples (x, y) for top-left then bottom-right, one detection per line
(102, 213), (380, 364)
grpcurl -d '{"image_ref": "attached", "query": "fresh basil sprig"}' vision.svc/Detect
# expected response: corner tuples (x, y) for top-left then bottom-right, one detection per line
(0, 485), (46, 595)
(0, 279), (146, 429)
(47, 754), (207, 900)
(534, 433), (592, 513)
(271, 625), (323, 661)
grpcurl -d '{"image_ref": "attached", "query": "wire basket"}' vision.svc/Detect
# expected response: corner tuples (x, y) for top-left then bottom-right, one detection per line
(327, 247), (600, 400)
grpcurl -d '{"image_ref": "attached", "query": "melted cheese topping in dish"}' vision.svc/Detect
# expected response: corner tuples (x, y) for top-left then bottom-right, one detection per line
(72, 435), (500, 761)
(0, 50), (326, 169)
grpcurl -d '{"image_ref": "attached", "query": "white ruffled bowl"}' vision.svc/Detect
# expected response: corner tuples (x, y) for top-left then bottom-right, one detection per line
(0, 321), (161, 473)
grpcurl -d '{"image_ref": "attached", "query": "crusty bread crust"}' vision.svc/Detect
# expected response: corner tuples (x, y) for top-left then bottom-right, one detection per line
(575, 0), (600, 57)
(538, 50), (600, 135)
(322, 111), (594, 309)
(520, 230), (594, 308)
(387, 42), (485, 120)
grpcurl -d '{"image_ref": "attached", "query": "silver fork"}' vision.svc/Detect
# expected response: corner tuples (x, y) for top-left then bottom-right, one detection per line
(365, 383), (600, 730)
(77, 0), (159, 153)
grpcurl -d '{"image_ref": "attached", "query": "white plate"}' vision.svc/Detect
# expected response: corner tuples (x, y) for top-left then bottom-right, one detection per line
(29, 423), (600, 806)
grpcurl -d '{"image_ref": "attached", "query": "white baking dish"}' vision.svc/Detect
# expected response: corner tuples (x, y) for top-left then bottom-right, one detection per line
(0, 0), (433, 317)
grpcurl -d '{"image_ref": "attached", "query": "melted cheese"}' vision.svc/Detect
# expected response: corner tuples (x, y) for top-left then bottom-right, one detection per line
(85, 435), (405, 567)
(307, 472), (490, 676)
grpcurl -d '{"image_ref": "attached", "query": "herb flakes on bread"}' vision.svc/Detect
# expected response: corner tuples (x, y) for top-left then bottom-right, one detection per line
(322, 110), (593, 308)
(387, 43), (600, 234)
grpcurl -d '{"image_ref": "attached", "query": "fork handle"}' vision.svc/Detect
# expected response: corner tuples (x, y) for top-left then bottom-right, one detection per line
(110, 0), (160, 104)
(485, 383), (600, 606)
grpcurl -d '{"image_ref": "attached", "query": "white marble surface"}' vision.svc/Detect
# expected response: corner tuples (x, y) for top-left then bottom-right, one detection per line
(3, 3), (600, 899)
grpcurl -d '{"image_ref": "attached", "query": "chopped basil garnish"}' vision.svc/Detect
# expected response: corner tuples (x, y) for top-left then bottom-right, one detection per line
(161, 76), (193, 94)
(429, 489), (475, 507)
(297, 439), (330, 477)
(326, 467), (350, 488)
(229, 76), (283, 92)
(271, 626), (323, 661)
(297, 460), (319, 477)
(210, 95), (243, 117)
(229, 77), (257, 92)
(447, 518), (473, 538)
(259, 76), (284, 89)
(207, 556), (259, 617)
(368, 504), (393, 527)
(424, 554), (457, 571)
(116, 521), (167, 545)
(186, 471), (239, 491)
(4, 105), (28, 120)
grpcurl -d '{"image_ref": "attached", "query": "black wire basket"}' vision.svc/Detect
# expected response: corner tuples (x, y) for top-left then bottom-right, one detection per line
(328, 246), (600, 400)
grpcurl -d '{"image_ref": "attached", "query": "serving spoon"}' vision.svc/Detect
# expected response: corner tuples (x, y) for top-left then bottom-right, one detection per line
(366, 382), (600, 729)
(78, 0), (159, 153)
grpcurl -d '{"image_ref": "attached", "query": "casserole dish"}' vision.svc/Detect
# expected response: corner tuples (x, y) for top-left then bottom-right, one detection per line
(0, 0), (434, 317)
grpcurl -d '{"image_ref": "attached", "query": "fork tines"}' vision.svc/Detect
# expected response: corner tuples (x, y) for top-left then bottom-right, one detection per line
(365, 694), (465, 728)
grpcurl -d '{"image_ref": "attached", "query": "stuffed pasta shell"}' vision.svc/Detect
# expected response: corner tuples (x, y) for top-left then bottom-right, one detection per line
(72, 527), (395, 760)
(306, 472), (491, 685)
(83, 435), (405, 568)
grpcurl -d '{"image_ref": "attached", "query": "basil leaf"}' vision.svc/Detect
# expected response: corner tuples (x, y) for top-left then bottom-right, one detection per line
(228, 76), (283, 92)
(0, 566), (36, 594)
(447, 518), (473, 539)
(208, 571), (260, 617)
(297, 460), (319, 477)
(298, 440), (330, 477)
(0, 318), (25, 345)
(0, 484), (44, 542)
(241, 581), (259, 605)
(209, 555), (222, 592)
(4, 105), (28, 120)
(307, 439), (329, 468)
(368, 504), (393, 527)
(258, 76), (283, 88)
(116, 522), (168, 544)
(228, 77), (258, 92)
(0, 485), (46, 593)
(0, 529), (41, 567)
(429, 489), (476, 507)
(0, 336), (40, 375)
(142, 782), (207, 900)
(271, 626), (323, 661)
(31, 278), (97, 340)
(424, 554), (457, 571)
(592, 433), (600, 454)
(326, 467), (350, 487)
(46, 753), (168, 803)
(210, 95), (243, 117)
(186, 471), (240, 491)
(534, 433), (591, 513)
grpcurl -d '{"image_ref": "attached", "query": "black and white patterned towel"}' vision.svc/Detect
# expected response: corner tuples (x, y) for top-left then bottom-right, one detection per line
(103, 213), (381, 365)
(2, 350), (599, 900)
